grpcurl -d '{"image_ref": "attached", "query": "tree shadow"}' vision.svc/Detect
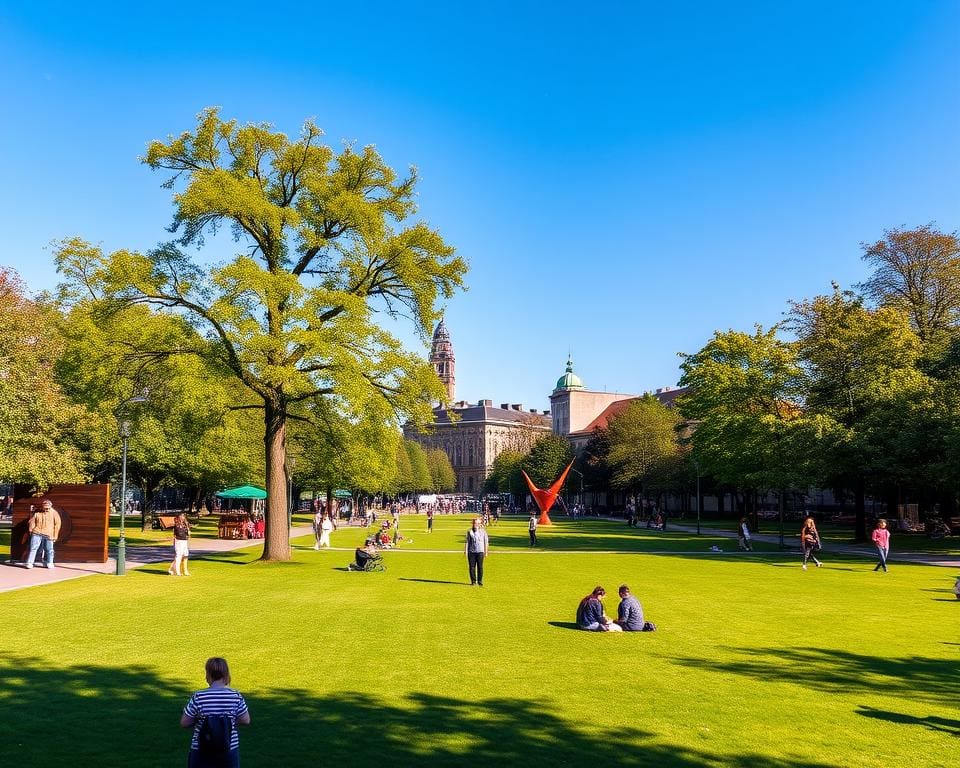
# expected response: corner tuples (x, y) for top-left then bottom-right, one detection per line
(856, 704), (960, 736)
(673, 647), (957, 707)
(0, 654), (842, 768)
(546, 621), (580, 631)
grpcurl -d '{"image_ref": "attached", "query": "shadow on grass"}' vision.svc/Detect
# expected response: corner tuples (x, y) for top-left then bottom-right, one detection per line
(398, 578), (464, 585)
(0, 654), (843, 768)
(547, 621), (580, 631)
(856, 704), (960, 736)
(673, 647), (957, 707)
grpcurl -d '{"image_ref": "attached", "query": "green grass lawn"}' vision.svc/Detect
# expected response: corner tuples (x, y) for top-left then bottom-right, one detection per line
(0, 515), (956, 767)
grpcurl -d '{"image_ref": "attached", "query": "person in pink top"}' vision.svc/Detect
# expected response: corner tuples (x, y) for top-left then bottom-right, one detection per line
(871, 518), (890, 572)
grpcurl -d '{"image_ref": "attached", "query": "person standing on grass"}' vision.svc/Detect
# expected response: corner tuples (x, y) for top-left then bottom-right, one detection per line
(528, 511), (538, 547)
(24, 499), (61, 569)
(871, 519), (890, 572)
(318, 513), (334, 548)
(313, 507), (324, 550)
(738, 517), (753, 551)
(800, 517), (822, 570)
(465, 516), (489, 586)
(181, 657), (250, 768)
(169, 512), (191, 576)
(426, 506), (434, 533)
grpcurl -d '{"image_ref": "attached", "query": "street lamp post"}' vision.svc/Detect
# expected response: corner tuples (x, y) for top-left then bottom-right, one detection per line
(117, 420), (131, 575)
(568, 467), (585, 519)
(693, 458), (701, 536)
(116, 393), (147, 576)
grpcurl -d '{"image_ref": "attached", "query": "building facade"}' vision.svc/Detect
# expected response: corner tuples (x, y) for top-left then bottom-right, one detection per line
(405, 322), (551, 492)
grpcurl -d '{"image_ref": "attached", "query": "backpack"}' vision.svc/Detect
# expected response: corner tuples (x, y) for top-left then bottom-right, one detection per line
(197, 713), (234, 756)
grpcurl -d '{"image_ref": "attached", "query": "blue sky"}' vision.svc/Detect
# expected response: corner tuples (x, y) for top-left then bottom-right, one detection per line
(1, 2), (957, 410)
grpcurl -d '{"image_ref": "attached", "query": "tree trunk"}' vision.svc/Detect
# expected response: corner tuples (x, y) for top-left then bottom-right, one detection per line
(261, 399), (290, 561)
(854, 478), (867, 542)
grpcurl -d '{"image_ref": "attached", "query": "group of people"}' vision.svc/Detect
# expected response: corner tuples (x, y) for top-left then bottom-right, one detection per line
(576, 584), (655, 632)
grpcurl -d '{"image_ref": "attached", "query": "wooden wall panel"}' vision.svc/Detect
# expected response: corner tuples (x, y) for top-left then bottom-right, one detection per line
(10, 484), (110, 563)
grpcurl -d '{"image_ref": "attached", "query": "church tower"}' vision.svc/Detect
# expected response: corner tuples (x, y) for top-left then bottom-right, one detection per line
(430, 318), (456, 402)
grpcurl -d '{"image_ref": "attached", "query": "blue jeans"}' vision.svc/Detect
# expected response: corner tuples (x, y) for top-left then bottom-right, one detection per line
(26, 534), (54, 567)
(874, 546), (889, 571)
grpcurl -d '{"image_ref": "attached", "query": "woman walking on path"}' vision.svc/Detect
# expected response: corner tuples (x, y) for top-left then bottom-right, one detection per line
(181, 657), (250, 768)
(800, 517), (822, 570)
(871, 519), (890, 572)
(169, 513), (191, 576)
(313, 508), (324, 550)
(319, 513), (334, 548)
(738, 517), (753, 551)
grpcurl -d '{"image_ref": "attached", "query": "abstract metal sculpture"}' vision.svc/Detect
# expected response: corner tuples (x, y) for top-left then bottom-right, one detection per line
(522, 461), (574, 525)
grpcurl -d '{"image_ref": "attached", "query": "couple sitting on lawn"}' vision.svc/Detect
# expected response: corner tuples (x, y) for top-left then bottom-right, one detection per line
(576, 585), (656, 632)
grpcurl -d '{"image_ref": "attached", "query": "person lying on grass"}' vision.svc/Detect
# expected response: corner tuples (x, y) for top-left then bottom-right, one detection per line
(576, 586), (622, 632)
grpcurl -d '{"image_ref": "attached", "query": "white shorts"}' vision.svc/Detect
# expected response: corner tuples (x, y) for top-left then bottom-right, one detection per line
(174, 539), (190, 557)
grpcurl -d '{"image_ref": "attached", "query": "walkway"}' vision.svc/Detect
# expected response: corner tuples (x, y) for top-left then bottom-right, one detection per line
(662, 521), (960, 568)
(0, 524), (316, 594)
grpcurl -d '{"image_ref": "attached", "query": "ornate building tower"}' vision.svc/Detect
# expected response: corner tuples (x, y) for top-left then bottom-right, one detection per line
(430, 318), (456, 402)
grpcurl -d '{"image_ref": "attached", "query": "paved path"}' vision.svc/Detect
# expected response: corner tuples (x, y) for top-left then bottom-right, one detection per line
(0, 524), (317, 594)
(661, 521), (960, 568)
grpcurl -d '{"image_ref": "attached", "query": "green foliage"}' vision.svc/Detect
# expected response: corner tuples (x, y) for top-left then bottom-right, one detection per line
(55, 300), (263, 505)
(858, 224), (960, 345)
(484, 450), (525, 496)
(605, 395), (684, 492)
(679, 325), (808, 491)
(55, 109), (466, 559)
(520, 434), (573, 488)
(0, 269), (86, 488)
(404, 440), (432, 492)
(424, 447), (456, 492)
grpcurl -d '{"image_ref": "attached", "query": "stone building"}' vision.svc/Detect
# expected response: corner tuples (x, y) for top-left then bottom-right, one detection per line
(404, 322), (552, 492)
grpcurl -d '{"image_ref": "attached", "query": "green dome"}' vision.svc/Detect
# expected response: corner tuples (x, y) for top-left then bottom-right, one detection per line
(555, 356), (585, 390)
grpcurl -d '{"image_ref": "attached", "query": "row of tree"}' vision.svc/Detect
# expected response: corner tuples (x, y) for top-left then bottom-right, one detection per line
(539, 225), (959, 541)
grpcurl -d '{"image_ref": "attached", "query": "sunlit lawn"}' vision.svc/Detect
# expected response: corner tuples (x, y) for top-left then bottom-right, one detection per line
(0, 515), (955, 767)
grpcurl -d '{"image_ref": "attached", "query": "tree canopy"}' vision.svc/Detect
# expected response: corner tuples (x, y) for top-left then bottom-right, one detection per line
(56, 109), (466, 560)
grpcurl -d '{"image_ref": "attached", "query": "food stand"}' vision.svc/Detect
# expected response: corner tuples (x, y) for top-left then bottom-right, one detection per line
(214, 485), (267, 539)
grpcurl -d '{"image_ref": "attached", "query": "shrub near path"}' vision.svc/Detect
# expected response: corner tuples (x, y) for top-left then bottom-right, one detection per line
(0, 516), (954, 767)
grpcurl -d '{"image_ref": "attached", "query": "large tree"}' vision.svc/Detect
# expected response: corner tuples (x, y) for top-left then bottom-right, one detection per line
(56, 300), (263, 518)
(605, 395), (683, 496)
(56, 109), (466, 560)
(787, 286), (926, 538)
(678, 325), (808, 496)
(858, 224), (960, 346)
(0, 269), (86, 488)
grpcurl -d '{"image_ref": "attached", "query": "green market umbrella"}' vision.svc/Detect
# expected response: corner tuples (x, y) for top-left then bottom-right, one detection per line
(216, 485), (268, 499)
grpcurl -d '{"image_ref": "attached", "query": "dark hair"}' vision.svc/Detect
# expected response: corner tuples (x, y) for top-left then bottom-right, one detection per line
(205, 657), (231, 684)
(592, 586), (606, 597)
(618, 584), (630, 594)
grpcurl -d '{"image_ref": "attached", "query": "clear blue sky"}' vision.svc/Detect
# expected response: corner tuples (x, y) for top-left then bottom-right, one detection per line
(1, 2), (958, 410)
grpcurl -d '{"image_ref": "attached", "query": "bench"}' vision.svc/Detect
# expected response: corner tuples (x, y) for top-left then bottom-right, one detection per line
(156, 515), (177, 530)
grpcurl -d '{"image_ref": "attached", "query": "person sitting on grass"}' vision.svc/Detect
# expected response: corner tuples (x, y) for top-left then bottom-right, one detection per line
(576, 586), (623, 632)
(613, 584), (644, 631)
(350, 543), (379, 570)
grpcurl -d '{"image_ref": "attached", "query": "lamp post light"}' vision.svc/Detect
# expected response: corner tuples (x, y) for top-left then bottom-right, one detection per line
(568, 467), (585, 519)
(693, 458), (701, 536)
(116, 393), (148, 576)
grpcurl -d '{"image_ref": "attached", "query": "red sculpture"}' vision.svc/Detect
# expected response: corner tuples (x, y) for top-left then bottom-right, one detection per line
(522, 461), (574, 526)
